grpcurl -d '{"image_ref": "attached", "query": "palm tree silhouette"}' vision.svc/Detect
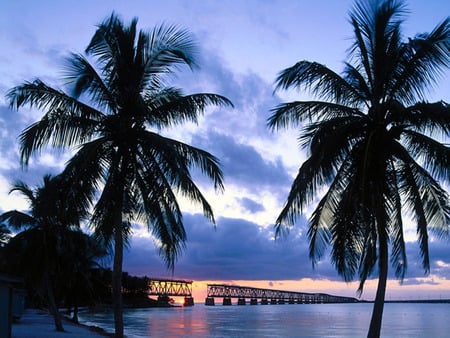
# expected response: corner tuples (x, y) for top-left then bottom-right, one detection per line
(269, 1), (450, 337)
(8, 13), (232, 337)
(0, 174), (94, 332)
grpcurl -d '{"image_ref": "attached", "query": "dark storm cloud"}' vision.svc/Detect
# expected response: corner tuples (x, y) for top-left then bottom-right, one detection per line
(403, 239), (450, 280)
(123, 212), (337, 281)
(193, 131), (292, 191)
(123, 211), (450, 285)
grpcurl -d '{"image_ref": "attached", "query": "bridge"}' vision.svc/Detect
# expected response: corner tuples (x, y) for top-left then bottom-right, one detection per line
(147, 278), (194, 306)
(205, 284), (359, 305)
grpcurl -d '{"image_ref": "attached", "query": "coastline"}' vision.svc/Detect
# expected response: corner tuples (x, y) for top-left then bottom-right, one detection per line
(11, 309), (112, 338)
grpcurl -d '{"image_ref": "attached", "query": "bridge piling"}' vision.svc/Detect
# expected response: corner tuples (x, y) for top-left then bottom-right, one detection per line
(205, 297), (215, 306)
(184, 296), (194, 306)
(205, 283), (359, 306)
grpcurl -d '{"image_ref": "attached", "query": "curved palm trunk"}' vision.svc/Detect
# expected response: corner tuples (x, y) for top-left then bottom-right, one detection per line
(71, 284), (80, 324)
(45, 274), (65, 332)
(112, 215), (124, 338)
(367, 229), (388, 338)
(72, 305), (79, 324)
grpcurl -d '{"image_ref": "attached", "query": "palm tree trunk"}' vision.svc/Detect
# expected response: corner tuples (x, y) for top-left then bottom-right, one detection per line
(72, 301), (79, 324)
(112, 214), (124, 338)
(71, 284), (79, 324)
(367, 229), (388, 338)
(46, 274), (65, 332)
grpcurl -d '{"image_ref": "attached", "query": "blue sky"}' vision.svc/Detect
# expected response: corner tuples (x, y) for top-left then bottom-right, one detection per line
(0, 0), (449, 300)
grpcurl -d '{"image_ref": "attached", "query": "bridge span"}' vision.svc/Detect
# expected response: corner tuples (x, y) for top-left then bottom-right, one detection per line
(205, 284), (358, 305)
(147, 278), (194, 306)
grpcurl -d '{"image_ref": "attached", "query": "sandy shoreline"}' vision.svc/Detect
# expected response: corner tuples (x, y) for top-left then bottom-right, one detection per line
(11, 309), (112, 338)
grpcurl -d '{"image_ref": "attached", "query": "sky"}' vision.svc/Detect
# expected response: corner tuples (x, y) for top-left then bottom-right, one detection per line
(1, 0), (450, 302)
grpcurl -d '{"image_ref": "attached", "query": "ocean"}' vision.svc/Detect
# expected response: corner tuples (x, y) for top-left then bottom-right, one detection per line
(79, 302), (450, 337)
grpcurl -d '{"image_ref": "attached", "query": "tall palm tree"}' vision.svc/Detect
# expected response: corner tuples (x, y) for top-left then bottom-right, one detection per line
(0, 174), (93, 332)
(268, 1), (450, 337)
(8, 13), (232, 337)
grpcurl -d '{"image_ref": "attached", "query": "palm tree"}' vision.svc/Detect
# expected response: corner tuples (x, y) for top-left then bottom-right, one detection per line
(58, 230), (106, 324)
(8, 13), (232, 337)
(268, 1), (450, 337)
(0, 174), (93, 332)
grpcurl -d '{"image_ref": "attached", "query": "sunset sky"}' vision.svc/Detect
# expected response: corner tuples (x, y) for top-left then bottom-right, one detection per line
(1, 0), (449, 302)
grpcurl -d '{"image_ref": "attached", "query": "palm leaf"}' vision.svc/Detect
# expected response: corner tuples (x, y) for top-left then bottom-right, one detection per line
(275, 61), (363, 105)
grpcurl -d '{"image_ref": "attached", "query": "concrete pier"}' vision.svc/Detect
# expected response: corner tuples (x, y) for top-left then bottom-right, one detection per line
(205, 297), (215, 306)
(184, 296), (194, 306)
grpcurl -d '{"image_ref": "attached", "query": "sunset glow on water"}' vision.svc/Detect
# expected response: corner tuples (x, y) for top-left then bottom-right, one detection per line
(80, 303), (450, 337)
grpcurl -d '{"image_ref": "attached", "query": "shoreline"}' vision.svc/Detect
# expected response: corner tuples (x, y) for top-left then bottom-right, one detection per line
(11, 308), (112, 338)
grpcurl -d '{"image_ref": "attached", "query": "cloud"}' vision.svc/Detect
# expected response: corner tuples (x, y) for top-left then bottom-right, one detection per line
(122, 210), (450, 288)
(238, 197), (265, 214)
(194, 131), (291, 190)
(1, 0), (448, 299)
(400, 278), (441, 286)
(123, 212), (340, 282)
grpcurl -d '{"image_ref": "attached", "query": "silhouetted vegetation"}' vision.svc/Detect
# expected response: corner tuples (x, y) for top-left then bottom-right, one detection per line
(0, 174), (105, 331)
(7, 12), (232, 338)
(270, 1), (450, 337)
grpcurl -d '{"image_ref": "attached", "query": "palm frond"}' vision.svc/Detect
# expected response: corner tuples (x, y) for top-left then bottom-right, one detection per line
(402, 130), (450, 182)
(146, 23), (198, 72)
(9, 180), (35, 203)
(400, 101), (450, 135)
(385, 160), (407, 279)
(389, 18), (450, 103)
(86, 12), (125, 72)
(307, 192), (333, 266)
(398, 161), (431, 272)
(65, 53), (117, 112)
(142, 131), (224, 192)
(145, 89), (233, 128)
(394, 143), (450, 269)
(268, 101), (364, 131)
(8, 80), (102, 165)
(274, 61), (362, 105)
(0, 210), (36, 230)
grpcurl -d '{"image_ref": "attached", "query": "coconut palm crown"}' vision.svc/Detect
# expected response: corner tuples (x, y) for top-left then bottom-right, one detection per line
(8, 13), (232, 337)
(268, 1), (450, 337)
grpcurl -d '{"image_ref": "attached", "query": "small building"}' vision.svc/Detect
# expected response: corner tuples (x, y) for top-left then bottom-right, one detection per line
(0, 275), (25, 338)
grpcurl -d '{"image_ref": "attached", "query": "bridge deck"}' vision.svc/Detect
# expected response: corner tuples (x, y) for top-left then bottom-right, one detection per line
(148, 278), (193, 297)
(205, 284), (358, 305)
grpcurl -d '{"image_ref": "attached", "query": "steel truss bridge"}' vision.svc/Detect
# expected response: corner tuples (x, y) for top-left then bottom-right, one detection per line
(147, 278), (194, 306)
(205, 284), (359, 305)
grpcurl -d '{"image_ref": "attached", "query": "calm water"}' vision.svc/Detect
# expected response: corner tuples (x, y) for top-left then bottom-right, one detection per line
(79, 303), (450, 337)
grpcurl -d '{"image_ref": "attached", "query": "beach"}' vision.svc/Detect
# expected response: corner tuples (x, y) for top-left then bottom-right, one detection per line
(11, 309), (111, 338)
